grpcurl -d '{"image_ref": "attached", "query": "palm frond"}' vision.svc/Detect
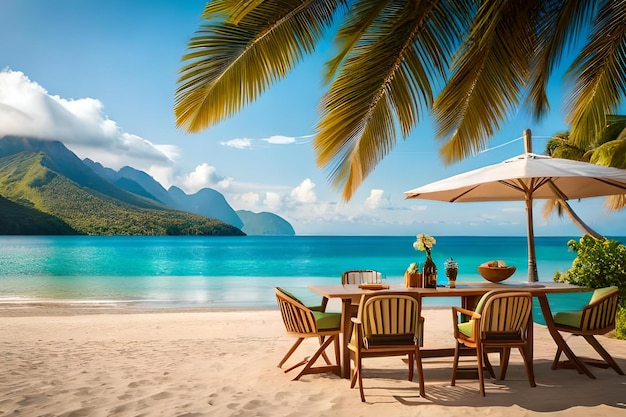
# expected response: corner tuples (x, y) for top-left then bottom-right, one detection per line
(314, 0), (470, 200)
(175, 0), (341, 133)
(565, 0), (626, 148)
(524, 0), (596, 120)
(434, 0), (540, 163)
(605, 194), (626, 211)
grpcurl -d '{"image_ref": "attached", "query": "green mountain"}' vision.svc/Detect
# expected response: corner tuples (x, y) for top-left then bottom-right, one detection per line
(236, 210), (295, 235)
(0, 136), (245, 236)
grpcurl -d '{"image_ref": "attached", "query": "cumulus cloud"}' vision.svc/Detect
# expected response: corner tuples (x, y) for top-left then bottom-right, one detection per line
(220, 138), (252, 149)
(290, 179), (317, 203)
(0, 69), (176, 171)
(179, 163), (233, 194)
(365, 189), (385, 209)
(264, 192), (283, 210)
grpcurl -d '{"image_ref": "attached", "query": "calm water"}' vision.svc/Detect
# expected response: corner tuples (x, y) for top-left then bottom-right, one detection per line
(0, 235), (618, 310)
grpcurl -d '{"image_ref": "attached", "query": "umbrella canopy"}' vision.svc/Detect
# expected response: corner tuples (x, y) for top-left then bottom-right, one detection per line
(404, 152), (626, 281)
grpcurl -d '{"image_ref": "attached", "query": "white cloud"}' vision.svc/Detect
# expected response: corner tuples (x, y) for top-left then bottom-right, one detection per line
(365, 189), (385, 209)
(220, 138), (251, 149)
(264, 135), (295, 145)
(290, 178), (317, 203)
(0, 69), (176, 171)
(264, 192), (283, 210)
(179, 163), (232, 194)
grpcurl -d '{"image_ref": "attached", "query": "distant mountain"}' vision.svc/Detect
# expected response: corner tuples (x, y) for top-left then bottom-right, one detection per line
(0, 136), (245, 236)
(236, 210), (295, 235)
(169, 186), (244, 229)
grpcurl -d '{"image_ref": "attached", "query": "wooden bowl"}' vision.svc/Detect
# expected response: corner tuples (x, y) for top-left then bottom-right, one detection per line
(477, 265), (516, 283)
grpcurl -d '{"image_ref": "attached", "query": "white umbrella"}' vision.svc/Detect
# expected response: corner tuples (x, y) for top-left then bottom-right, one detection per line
(404, 131), (626, 281)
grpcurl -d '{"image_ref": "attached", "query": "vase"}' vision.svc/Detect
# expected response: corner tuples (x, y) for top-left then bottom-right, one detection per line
(423, 254), (437, 288)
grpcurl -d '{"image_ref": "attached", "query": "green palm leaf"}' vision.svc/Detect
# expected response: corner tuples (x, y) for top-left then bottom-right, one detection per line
(315, 0), (470, 200)
(433, 0), (540, 163)
(566, 0), (626, 147)
(175, 0), (341, 133)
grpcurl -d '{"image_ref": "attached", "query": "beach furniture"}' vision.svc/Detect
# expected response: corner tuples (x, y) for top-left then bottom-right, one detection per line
(341, 269), (381, 285)
(552, 286), (624, 377)
(451, 290), (536, 396)
(348, 294), (425, 402)
(274, 288), (341, 380)
(309, 282), (593, 380)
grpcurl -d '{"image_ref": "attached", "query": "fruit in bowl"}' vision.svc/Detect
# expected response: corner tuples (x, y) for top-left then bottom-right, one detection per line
(478, 260), (516, 283)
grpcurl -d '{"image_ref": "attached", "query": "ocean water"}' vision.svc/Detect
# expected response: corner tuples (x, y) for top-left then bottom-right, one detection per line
(0, 235), (619, 311)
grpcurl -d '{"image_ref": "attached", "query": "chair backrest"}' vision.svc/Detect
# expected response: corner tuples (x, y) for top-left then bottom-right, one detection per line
(342, 270), (380, 285)
(478, 291), (533, 338)
(581, 286), (619, 332)
(275, 288), (318, 336)
(358, 294), (421, 346)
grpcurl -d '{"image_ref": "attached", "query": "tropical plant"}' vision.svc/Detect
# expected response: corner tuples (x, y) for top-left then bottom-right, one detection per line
(176, 1), (626, 201)
(544, 115), (626, 227)
(554, 234), (626, 339)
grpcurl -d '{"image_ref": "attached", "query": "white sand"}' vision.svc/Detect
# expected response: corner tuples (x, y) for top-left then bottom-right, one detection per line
(0, 301), (625, 416)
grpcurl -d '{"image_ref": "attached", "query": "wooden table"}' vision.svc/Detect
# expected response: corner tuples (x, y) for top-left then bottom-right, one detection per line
(308, 282), (593, 379)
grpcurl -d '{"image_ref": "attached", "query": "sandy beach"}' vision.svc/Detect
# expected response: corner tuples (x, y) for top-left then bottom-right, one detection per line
(1, 301), (625, 417)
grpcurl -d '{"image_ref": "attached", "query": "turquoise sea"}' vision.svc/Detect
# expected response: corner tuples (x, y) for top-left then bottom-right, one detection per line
(1, 235), (621, 311)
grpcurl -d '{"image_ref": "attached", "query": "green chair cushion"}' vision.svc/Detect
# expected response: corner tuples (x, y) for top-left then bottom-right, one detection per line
(554, 310), (583, 328)
(312, 311), (342, 330)
(458, 321), (474, 337)
(590, 286), (618, 304)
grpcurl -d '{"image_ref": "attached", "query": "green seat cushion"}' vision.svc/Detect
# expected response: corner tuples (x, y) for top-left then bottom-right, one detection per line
(458, 321), (474, 337)
(554, 310), (583, 328)
(590, 286), (618, 303)
(312, 311), (341, 330)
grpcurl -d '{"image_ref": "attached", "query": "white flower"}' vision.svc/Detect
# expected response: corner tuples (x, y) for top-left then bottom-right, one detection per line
(413, 233), (436, 252)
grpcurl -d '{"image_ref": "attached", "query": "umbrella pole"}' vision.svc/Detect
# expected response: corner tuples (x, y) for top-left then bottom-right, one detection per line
(526, 196), (539, 282)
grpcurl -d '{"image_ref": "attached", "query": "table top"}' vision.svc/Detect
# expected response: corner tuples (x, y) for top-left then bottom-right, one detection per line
(308, 282), (591, 299)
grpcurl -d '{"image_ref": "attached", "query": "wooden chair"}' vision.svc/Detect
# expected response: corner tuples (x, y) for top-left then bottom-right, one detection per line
(552, 286), (624, 377)
(341, 269), (380, 285)
(348, 294), (425, 402)
(275, 288), (341, 380)
(451, 290), (535, 396)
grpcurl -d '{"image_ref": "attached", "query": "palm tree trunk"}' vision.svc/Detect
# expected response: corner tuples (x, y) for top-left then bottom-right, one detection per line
(557, 200), (605, 240)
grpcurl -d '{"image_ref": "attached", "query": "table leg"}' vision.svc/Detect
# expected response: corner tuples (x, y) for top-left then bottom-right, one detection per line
(340, 298), (352, 379)
(537, 294), (595, 379)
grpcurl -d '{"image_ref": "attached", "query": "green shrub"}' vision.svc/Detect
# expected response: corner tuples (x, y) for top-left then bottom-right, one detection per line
(553, 234), (626, 339)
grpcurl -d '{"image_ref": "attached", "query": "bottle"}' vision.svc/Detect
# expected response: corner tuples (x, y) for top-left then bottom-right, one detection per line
(423, 255), (437, 288)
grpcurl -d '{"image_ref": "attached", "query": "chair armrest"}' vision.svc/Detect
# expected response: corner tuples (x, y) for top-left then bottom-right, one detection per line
(452, 306), (480, 320)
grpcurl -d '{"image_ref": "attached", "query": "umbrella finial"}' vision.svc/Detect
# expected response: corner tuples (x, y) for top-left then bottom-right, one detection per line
(523, 129), (532, 154)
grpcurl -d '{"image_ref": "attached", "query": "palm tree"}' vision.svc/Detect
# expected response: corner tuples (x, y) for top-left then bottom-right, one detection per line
(175, 0), (626, 201)
(543, 115), (626, 237)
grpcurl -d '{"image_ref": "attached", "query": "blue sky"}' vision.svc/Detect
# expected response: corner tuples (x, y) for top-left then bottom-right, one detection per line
(1, 0), (625, 236)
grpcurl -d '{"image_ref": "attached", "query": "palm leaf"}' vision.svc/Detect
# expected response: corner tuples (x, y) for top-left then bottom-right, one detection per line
(314, 0), (471, 200)
(524, 1), (596, 120)
(434, 0), (547, 163)
(175, 0), (341, 133)
(565, 0), (626, 148)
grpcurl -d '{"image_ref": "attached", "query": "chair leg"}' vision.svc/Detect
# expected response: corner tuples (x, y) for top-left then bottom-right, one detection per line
(293, 336), (340, 380)
(451, 341), (460, 386)
(407, 353), (414, 381)
(415, 345), (426, 397)
(518, 346), (537, 387)
(498, 348), (511, 380)
(477, 345), (485, 397)
(278, 338), (305, 368)
(318, 336), (331, 365)
(551, 345), (563, 370)
(583, 335), (625, 375)
(483, 351), (496, 379)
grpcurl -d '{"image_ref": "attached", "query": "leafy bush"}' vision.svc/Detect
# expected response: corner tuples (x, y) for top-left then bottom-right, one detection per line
(554, 234), (626, 339)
